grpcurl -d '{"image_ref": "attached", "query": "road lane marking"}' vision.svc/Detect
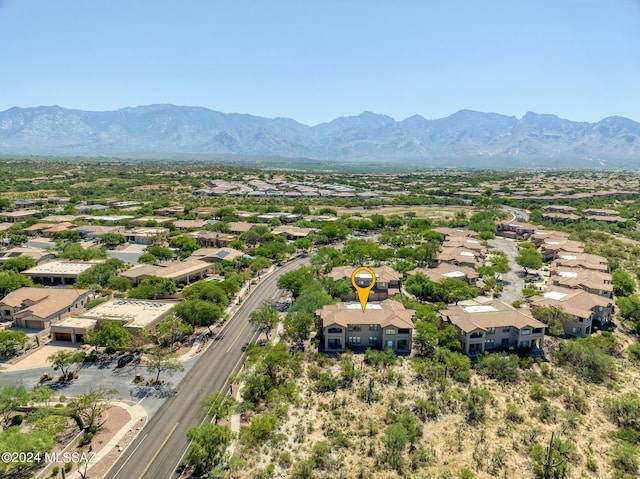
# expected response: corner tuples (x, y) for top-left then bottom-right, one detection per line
(176, 327), (262, 479)
(226, 321), (250, 353)
(138, 422), (179, 479)
(111, 434), (148, 479)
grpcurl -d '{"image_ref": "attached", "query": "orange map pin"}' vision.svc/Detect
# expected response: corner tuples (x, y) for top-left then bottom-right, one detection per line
(351, 266), (376, 312)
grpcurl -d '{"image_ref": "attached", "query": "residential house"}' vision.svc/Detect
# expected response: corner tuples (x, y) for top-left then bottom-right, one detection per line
(119, 259), (212, 286)
(409, 263), (480, 287)
(437, 247), (484, 268)
(196, 231), (238, 248)
(548, 267), (613, 298)
(529, 286), (614, 337)
(440, 301), (545, 356)
(22, 260), (101, 285)
(124, 227), (169, 245)
(76, 225), (125, 241)
(0, 287), (94, 330)
(190, 247), (245, 263)
(550, 253), (608, 272)
(0, 247), (56, 265)
(317, 299), (415, 353)
(327, 265), (402, 301)
(271, 225), (316, 240)
(51, 299), (176, 342)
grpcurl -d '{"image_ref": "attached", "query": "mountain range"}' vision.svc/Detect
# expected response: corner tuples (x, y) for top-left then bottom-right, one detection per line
(1, 104), (639, 168)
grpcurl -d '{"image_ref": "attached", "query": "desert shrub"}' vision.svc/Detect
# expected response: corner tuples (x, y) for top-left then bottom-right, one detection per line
(475, 353), (520, 382)
(314, 373), (338, 393)
(505, 403), (524, 423)
(612, 440), (640, 474)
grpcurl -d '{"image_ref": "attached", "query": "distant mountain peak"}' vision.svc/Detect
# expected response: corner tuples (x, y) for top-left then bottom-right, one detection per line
(0, 105), (639, 168)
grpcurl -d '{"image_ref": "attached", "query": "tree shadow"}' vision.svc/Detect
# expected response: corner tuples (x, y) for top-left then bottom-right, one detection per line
(129, 384), (177, 399)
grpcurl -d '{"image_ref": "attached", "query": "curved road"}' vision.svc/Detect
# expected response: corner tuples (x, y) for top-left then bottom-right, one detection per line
(106, 256), (309, 479)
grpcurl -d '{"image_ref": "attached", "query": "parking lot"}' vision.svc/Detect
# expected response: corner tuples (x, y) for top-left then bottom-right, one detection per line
(1, 341), (85, 371)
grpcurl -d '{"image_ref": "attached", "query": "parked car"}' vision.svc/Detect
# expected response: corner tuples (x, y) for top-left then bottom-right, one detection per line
(116, 353), (138, 368)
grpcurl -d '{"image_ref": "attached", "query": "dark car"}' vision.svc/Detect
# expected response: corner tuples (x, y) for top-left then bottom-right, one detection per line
(116, 353), (137, 368)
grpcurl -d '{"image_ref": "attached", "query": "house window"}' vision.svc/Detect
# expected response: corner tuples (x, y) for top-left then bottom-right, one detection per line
(501, 338), (510, 347)
(347, 337), (361, 344)
(485, 339), (495, 347)
(521, 329), (531, 335)
(385, 328), (396, 335)
(397, 340), (409, 350)
(4, 310), (10, 316)
(571, 327), (577, 334)
(470, 332), (483, 339)
(327, 338), (342, 349)
(327, 327), (342, 334)
(369, 336), (379, 344)
(398, 328), (411, 335)
(533, 328), (543, 334)
(502, 327), (510, 333)
(349, 325), (362, 331)
(487, 327), (496, 335)
(369, 324), (379, 331)
(598, 306), (603, 312)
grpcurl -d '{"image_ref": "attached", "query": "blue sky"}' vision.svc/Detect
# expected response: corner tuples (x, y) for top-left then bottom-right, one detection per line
(1, 0), (639, 125)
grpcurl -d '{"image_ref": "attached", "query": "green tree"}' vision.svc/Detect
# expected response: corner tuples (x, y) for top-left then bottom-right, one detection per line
(555, 336), (616, 383)
(617, 295), (640, 323)
(137, 252), (157, 264)
(185, 423), (233, 476)
(156, 315), (193, 348)
(249, 305), (280, 340)
(170, 235), (200, 259)
(277, 266), (316, 298)
(47, 350), (85, 380)
(0, 330), (27, 358)
(0, 428), (54, 474)
(146, 347), (185, 384)
(85, 321), (133, 352)
(0, 384), (29, 428)
(69, 385), (117, 430)
(531, 305), (569, 336)
(249, 256), (272, 276)
(0, 256), (36, 272)
(146, 246), (174, 262)
(182, 281), (229, 306)
(613, 269), (636, 297)
(282, 311), (314, 350)
(199, 392), (236, 423)
(0, 271), (33, 296)
(475, 353), (520, 382)
(382, 423), (408, 471)
(107, 276), (131, 291)
(516, 248), (542, 274)
(99, 233), (126, 248)
(435, 277), (478, 304)
(175, 299), (224, 334)
(128, 276), (177, 300)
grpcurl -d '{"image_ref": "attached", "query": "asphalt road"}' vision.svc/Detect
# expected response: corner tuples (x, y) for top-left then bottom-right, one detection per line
(105, 256), (309, 479)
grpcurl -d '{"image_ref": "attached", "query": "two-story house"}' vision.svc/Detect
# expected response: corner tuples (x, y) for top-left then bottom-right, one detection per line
(327, 266), (402, 301)
(528, 286), (615, 336)
(548, 267), (613, 298)
(317, 299), (415, 353)
(440, 301), (546, 356)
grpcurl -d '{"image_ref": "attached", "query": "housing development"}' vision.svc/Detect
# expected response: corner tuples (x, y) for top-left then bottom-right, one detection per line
(1, 162), (640, 478)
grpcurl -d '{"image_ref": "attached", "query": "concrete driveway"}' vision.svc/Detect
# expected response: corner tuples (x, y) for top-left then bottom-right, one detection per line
(488, 236), (525, 304)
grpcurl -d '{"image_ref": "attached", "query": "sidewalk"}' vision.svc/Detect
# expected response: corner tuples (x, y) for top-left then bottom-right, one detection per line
(70, 401), (148, 479)
(178, 265), (278, 362)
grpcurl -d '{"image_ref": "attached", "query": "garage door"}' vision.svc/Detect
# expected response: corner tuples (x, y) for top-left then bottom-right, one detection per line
(54, 332), (72, 342)
(25, 320), (42, 329)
